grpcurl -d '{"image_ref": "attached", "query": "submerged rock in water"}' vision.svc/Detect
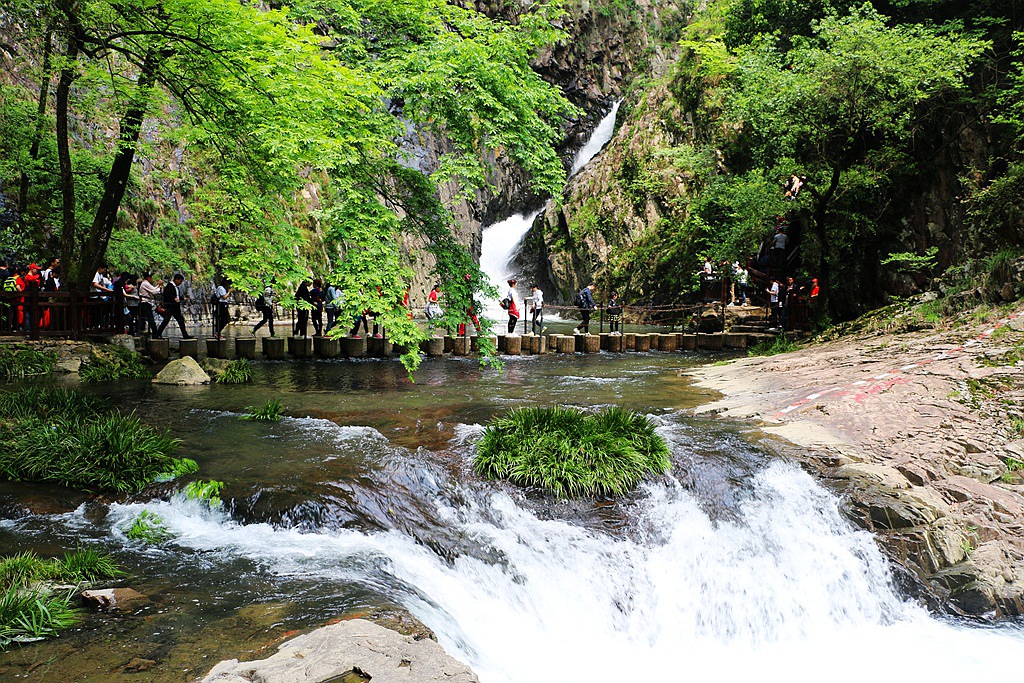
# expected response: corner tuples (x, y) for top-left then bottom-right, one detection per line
(153, 356), (211, 385)
(201, 618), (478, 683)
(81, 587), (148, 612)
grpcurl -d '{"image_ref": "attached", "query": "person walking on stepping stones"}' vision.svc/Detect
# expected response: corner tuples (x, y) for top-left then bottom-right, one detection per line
(574, 283), (596, 335)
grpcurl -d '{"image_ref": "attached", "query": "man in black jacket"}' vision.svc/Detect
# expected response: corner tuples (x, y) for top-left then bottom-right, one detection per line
(156, 273), (192, 339)
(573, 283), (596, 335)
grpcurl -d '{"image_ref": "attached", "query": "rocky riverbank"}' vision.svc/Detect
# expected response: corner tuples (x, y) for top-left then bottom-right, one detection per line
(687, 306), (1024, 617)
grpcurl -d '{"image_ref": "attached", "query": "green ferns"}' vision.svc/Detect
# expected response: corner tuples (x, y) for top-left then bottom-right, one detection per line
(123, 511), (172, 544)
(0, 387), (192, 493)
(0, 549), (123, 648)
(474, 406), (671, 498)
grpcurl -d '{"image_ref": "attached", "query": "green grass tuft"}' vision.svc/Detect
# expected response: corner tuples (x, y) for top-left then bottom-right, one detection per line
(0, 347), (57, 380)
(474, 406), (671, 498)
(123, 511), (172, 544)
(79, 345), (149, 383)
(216, 358), (254, 384)
(0, 387), (185, 493)
(747, 334), (800, 357)
(0, 547), (123, 648)
(184, 480), (225, 507)
(241, 398), (283, 421)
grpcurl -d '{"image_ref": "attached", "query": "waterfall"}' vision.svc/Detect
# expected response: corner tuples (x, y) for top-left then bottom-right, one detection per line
(570, 100), (621, 177)
(103, 458), (1024, 683)
(477, 102), (622, 322)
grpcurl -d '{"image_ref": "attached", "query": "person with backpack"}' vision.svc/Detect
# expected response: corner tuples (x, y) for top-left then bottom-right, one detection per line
(253, 281), (275, 336)
(503, 278), (519, 334)
(156, 273), (192, 339)
(573, 283), (596, 335)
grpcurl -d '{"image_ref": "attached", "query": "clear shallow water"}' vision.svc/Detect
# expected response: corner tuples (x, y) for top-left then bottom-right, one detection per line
(0, 354), (1022, 681)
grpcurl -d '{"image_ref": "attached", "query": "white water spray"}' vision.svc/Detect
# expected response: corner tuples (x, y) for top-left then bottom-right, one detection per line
(104, 460), (1023, 683)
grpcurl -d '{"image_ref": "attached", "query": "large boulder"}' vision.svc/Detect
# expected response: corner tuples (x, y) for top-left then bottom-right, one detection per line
(152, 356), (211, 385)
(201, 618), (478, 683)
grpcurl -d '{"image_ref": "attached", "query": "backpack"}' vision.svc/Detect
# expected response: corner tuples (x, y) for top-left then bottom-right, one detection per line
(499, 297), (510, 310)
(254, 295), (266, 312)
(574, 291), (585, 308)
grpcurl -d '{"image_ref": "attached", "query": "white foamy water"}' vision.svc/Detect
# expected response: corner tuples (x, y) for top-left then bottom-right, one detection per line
(570, 101), (621, 177)
(104, 463), (1023, 682)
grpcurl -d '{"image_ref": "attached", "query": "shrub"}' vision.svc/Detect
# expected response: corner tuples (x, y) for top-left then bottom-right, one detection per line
(242, 398), (283, 421)
(0, 347), (56, 380)
(0, 387), (193, 493)
(474, 406), (671, 498)
(79, 345), (149, 383)
(123, 511), (172, 544)
(0, 548), (122, 648)
(747, 334), (800, 356)
(216, 358), (253, 384)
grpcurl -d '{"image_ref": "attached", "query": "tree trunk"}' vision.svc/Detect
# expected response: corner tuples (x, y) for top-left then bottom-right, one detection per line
(18, 26), (54, 221)
(809, 165), (842, 311)
(76, 50), (160, 290)
(55, 31), (80, 285)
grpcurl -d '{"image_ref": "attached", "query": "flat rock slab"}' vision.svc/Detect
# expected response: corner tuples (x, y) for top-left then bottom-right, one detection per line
(201, 618), (478, 683)
(153, 356), (210, 385)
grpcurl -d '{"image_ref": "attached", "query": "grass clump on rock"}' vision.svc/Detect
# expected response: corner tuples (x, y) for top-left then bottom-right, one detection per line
(474, 406), (671, 498)
(0, 548), (123, 648)
(123, 511), (172, 544)
(79, 345), (149, 383)
(215, 358), (254, 384)
(0, 346), (57, 380)
(0, 387), (193, 493)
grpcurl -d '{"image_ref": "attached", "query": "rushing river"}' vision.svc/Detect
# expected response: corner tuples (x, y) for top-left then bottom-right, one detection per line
(1, 353), (1022, 681)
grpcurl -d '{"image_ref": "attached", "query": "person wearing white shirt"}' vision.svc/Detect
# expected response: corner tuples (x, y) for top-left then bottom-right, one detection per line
(527, 284), (544, 334)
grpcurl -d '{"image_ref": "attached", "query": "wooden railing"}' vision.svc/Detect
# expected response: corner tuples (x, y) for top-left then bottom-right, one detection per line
(0, 290), (121, 340)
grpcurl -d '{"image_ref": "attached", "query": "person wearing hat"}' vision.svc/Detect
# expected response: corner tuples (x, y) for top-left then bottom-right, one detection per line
(504, 278), (520, 334)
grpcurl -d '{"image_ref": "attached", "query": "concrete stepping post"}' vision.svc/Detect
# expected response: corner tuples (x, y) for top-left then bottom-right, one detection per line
(469, 335), (481, 354)
(367, 336), (391, 357)
(606, 334), (623, 353)
(234, 338), (256, 360)
(342, 336), (367, 358)
(584, 335), (601, 353)
(317, 336), (341, 358)
(635, 334), (651, 352)
(658, 333), (677, 352)
(724, 333), (747, 350)
(288, 336), (312, 358)
(146, 338), (169, 362)
(497, 335), (508, 353)
(699, 333), (724, 350)
(504, 335), (522, 356)
(681, 334), (697, 351)
(423, 337), (445, 356)
(600, 333), (611, 351)
(453, 336), (470, 356)
(206, 338), (227, 359)
(443, 336), (454, 353)
(262, 337), (285, 360)
(624, 333), (636, 351)
(556, 335), (575, 354)
(178, 337), (199, 359)
(574, 334), (586, 353)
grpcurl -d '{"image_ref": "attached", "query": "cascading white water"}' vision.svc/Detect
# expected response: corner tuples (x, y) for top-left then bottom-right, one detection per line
(477, 102), (622, 323)
(102, 426), (1024, 683)
(569, 100), (621, 177)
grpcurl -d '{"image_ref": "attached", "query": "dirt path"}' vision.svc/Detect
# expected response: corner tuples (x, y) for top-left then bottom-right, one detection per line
(687, 307), (1024, 617)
